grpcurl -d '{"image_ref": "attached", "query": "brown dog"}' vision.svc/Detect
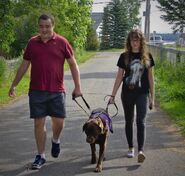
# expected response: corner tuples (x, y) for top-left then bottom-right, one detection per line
(82, 108), (113, 172)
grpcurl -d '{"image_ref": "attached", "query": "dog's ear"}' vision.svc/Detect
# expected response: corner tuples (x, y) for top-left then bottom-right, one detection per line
(103, 125), (108, 134)
(100, 118), (108, 134)
(97, 120), (104, 134)
(82, 122), (88, 132)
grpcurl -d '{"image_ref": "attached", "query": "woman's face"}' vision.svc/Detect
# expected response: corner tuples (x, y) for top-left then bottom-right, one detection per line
(130, 38), (141, 52)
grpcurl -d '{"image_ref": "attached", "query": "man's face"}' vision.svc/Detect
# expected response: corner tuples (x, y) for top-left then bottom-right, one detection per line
(38, 19), (54, 41)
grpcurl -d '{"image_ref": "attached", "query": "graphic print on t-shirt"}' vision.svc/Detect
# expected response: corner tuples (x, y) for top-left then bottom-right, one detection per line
(125, 59), (144, 90)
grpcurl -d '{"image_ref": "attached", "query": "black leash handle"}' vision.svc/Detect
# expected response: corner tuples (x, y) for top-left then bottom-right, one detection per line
(73, 95), (118, 118)
(104, 95), (119, 118)
(72, 95), (91, 116)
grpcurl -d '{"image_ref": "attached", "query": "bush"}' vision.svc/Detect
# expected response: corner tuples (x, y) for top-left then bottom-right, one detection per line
(0, 58), (7, 87)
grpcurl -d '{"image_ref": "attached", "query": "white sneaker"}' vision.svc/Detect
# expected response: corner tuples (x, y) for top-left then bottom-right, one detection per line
(138, 151), (146, 163)
(127, 148), (134, 158)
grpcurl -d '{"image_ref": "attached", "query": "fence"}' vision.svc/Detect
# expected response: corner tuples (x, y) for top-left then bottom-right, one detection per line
(148, 45), (185, 64)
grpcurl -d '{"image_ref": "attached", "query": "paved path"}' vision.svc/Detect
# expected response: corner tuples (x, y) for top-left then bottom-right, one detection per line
(0, 52), (185, 176)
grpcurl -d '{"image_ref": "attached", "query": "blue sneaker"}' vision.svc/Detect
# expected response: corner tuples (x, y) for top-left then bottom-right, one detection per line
(51, 141), (60, 158)
(31, 155), (46, 169)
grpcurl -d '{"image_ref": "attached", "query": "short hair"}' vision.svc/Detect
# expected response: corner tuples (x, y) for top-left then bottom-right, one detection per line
(38, 13), (55, 25)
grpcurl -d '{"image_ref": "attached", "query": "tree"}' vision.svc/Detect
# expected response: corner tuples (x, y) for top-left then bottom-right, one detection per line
(157, 0), (185, 33)
(85, 23), (99, 50)
(100, 0), (140, 49)
(100, 6), (112, 50)
(0, 0), (93, 58)
(0, 0), (15, 58)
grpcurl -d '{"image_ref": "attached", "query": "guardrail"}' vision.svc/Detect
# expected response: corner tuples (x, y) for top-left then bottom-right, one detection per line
(148, 45), (185, 63)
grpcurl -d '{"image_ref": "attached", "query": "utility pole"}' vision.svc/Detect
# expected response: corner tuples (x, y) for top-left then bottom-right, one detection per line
(144, 0), (151, 42)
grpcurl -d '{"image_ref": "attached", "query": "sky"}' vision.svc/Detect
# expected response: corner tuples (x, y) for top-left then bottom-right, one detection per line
(92, 0), (173, 33)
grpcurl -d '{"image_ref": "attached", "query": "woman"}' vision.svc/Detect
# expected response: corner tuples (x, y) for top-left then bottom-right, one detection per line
(109, 28), (155, 163)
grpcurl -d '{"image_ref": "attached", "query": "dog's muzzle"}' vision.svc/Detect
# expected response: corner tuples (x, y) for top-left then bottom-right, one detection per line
(86, 136), (96, 144)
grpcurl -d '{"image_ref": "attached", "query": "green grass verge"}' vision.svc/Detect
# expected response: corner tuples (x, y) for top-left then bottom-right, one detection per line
(159, 100), (185, 136)
(99, 48), (123, 52)
(0, 76), (30, 106)
(155, 58), (185, 137)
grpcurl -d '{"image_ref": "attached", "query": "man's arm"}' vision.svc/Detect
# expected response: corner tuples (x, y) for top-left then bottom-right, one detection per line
(9, 59), (30, 97)
(66, 55), (82, 97)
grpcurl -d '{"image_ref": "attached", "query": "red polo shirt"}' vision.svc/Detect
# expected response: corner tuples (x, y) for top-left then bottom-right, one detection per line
(23, 33), (73, 92)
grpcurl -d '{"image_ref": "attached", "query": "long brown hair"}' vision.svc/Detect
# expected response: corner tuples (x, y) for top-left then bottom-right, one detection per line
(125, 28), (149, 67)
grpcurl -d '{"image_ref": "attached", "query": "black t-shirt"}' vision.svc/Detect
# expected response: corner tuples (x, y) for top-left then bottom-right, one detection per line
(117, 52), (155, 93)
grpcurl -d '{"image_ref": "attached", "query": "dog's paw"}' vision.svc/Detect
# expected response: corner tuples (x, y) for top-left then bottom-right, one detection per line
(94, 165), (102, 172)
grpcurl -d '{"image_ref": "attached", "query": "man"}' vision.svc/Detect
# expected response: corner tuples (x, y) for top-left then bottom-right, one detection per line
(8, 13), (82, 169)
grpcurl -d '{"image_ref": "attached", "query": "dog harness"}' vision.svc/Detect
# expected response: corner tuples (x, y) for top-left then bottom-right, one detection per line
(90, 110), (113, 133)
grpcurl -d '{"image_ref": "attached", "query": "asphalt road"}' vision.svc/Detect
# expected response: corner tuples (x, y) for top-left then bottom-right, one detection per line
(0, 52), (185, 176)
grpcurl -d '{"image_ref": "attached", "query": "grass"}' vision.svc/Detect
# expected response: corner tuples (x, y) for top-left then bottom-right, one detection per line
(159, 100), (185, 135)
(98, 48), (123, 52)
(155, 58), (185, 136)
(0, 76), (30, 106)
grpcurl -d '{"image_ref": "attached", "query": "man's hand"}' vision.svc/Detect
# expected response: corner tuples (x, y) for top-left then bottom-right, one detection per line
(72, 88), (82, 99)
(8, 86), (16, 97)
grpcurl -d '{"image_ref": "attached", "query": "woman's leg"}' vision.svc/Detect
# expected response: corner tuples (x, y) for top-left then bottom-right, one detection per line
(121, 92), (135, 149)
(136, 94), (148, 152)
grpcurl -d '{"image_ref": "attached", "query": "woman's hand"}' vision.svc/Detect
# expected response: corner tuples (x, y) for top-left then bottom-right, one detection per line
(108, 96), (115, 104)
(149, 96), (154, 110)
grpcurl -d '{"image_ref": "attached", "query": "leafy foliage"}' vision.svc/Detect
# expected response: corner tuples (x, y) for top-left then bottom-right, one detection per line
(0, 58), (7, 87)
(157, 0), (185, 33)
(0, 1), (15, 57)
(0, 0), (93, 58)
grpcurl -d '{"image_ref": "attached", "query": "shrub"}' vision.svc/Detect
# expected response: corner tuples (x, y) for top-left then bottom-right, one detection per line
(0, 58), (7, 87)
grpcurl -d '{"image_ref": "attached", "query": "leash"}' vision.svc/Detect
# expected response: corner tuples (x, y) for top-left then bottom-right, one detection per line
(104, 95), (118, 118)
(73, 95), (118, 118)
(72, 95), (91, 116)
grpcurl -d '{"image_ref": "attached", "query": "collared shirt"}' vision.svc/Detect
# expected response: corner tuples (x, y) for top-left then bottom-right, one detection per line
(24, 33), (73, 92)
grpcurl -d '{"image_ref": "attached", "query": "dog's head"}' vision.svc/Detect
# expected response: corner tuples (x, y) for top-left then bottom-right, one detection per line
(82, 117), (106, 144)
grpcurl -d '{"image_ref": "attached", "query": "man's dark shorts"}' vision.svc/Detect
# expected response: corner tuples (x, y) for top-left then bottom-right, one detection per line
(28, 90), (66, 119)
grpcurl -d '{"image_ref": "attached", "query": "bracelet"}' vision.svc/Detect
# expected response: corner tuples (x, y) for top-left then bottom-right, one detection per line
(111, 95), (115, 98)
